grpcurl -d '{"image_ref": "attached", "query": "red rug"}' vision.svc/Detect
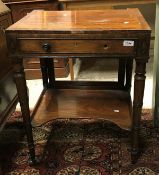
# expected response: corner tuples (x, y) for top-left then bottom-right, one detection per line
(0, 111), (159, 175)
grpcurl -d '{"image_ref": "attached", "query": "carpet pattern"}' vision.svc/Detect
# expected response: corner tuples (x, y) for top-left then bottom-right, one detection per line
(0, 111), (159, 175)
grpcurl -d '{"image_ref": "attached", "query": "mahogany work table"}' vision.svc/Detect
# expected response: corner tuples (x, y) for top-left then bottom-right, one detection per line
(6, 9), (151, 164)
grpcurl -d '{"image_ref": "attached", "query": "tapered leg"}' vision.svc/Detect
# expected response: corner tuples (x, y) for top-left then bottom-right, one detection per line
(132, 60), (146, 163)
(40, 58), (48, 88)
(13, 59), (37, 164)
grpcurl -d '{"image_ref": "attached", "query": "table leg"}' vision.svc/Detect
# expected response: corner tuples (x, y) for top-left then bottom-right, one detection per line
(13, 59), (37, 165)
(125, 59), (133, 92)
(131, 60), (146, 163)
(40, 58), (48, 88)
(69, 58), (74, 81)
(118, 59), (126, 88)
(46, 58), (55, 88)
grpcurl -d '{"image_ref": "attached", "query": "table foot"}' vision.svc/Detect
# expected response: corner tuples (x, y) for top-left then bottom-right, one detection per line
(75, 171), (80, 175)
(131, 149), (140, 164)
(28, 156), (40, 166)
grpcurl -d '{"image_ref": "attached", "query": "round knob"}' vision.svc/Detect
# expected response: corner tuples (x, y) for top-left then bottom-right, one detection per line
(104, 44), (108, 50)
(42, 43), (51, 52)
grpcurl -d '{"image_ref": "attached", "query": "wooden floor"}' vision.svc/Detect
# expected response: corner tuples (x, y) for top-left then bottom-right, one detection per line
(32, 89), (132, 130)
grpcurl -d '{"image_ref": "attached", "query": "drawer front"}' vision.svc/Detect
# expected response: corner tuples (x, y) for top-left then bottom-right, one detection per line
(54, 58), (68, 67)
(23, 58), (68, 69)
(25, 63), (69, 79)
(19, 39), (135, 54)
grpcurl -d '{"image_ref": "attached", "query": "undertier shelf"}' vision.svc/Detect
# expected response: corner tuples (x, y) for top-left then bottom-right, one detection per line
(32, 89), (132, 130)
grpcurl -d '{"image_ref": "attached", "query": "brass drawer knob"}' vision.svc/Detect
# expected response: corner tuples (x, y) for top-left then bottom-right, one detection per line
(42, 43), (51, 52)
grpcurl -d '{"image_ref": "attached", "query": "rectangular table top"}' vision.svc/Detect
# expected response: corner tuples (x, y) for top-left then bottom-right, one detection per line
(6, 9), (150, 33)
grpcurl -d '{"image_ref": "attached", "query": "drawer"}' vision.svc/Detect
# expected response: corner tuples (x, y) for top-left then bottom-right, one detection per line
(23, 58), (68, 69)
(23, 58), (40, 69)
(18, 39), (135, 54)
(54, 58), (68, 67)
(25, 63), (70, 79)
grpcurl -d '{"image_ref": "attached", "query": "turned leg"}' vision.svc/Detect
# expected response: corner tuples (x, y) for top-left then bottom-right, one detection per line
(40, 58), (48, 88)
(13, 59), (37, 165)
(125, 59), (133, 92)
(118, 59), (126, 88)
(46, 58), (55, 88)
(132, 60), (146, 163)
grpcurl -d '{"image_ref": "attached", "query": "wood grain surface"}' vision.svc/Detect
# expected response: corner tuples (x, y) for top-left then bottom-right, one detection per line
(6, 9), (151, 32)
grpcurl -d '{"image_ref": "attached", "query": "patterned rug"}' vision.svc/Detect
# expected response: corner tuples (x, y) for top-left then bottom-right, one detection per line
(0, 111), (159, 175)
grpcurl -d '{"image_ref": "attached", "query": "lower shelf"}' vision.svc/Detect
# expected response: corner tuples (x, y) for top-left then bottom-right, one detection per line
(32, 89), (132, 130)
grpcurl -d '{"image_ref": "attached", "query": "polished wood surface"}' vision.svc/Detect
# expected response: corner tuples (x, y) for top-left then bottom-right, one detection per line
(6, 9), (151, 164)
(32, 89), (132, 130)
(7, 9), (150, 32)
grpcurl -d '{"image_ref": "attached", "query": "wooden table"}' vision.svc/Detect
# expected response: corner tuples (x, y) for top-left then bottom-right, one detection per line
(6, 9), (151, 164)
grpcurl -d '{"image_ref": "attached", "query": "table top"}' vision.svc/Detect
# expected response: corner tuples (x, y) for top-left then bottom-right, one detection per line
(6, 9), (150, 33)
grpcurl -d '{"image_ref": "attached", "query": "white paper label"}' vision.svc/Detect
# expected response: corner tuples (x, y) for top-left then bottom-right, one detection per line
(123, 40), (134, 47)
